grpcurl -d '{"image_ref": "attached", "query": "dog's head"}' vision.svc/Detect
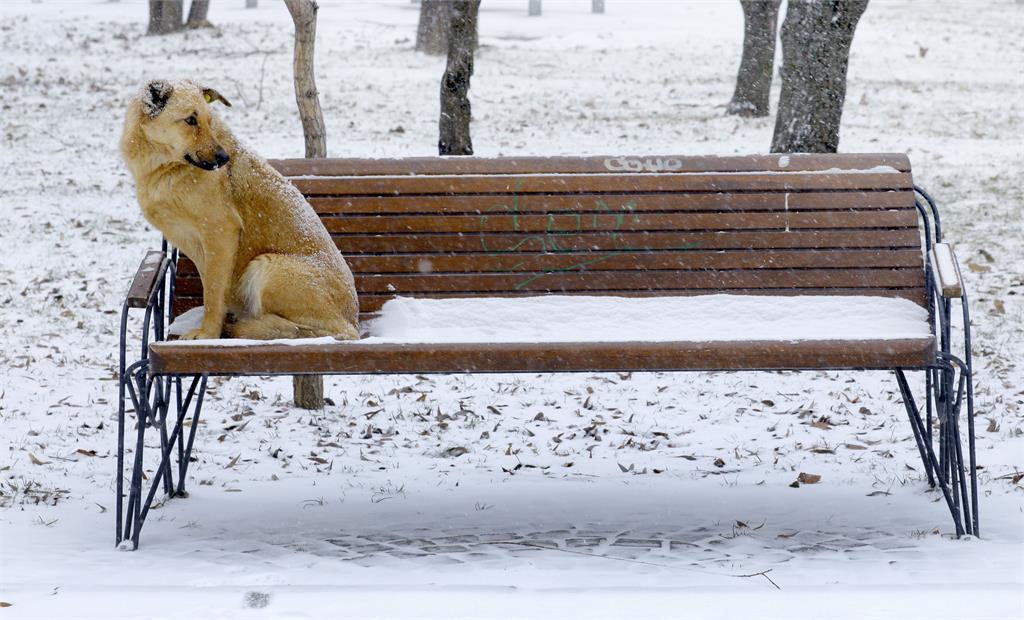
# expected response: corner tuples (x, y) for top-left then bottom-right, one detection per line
(135, 79), (233, 171)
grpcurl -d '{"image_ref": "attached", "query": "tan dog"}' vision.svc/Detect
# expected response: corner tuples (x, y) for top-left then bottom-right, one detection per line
(120, 79), (359, 341)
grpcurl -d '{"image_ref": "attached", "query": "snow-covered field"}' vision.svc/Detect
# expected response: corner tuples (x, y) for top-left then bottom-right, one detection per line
(1, 1), (1022, 618)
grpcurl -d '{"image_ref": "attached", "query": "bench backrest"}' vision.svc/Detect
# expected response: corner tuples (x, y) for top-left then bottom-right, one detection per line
(170, 154), (926, 321)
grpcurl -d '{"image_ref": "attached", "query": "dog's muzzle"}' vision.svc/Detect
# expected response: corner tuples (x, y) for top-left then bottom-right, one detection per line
(185, 148), (230, 171)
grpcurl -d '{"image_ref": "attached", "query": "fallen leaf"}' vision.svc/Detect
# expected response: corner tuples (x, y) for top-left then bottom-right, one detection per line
(797, 472), (821, 484)
(0, 602), (11, 608)
(993, 299), (1005, 314)
(224, 454), (241, 469)
(713, 457), (726, 468)
(789, 481), (800, 488)
(29, 453), (48, 466)
(866, 490), (891, 497)
(810, 417), (833, 430)
(844, 443), (868, 450)
(966, 259), (990, 273)
(986, 418), (999, 433)
(444, 446), (469, 458)
(76, 449), (97, 457)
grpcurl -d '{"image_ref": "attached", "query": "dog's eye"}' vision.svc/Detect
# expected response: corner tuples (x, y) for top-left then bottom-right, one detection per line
(184, 115), (198, 126)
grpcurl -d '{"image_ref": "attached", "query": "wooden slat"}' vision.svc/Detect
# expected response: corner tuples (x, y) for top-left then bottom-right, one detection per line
(291, 173), (913, 197)
(149, 337), (935, 376)
(354, 288), (928, 313)
(321, 210), (918, 235)
(353, 270), (924, 294)
(330, 230), (922, 254)
(269, 153), (911, 177)
(309, 191), (917, 215)
(126, 250), (167, 309)
(172, 268), (924, 297)
(178, 249), (924, 277)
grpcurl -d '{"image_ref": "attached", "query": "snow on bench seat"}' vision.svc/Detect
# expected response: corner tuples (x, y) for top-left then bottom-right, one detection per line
(152, 295), (935, 375)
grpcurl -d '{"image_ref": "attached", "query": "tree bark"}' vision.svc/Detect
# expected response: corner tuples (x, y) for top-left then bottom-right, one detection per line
(770, 0), (869, 153)
(528, 0), (541, 16)
(438, 0), (481, 156)
(727, 0), (782, 118)
(284, 0), (327, 159)
(147, 0), (184, 35)
(284, 0), (327, 410)
(185, 0), (212, 29)
(416, 0), (448, 55)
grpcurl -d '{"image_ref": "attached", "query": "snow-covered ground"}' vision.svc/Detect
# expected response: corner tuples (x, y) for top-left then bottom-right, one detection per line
(1, 1), (1022, 618)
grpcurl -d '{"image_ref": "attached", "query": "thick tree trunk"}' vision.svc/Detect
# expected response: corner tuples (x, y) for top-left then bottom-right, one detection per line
(147, 0), (184, 35)
(284, 0), (327, 410)
(727, 0), (782, 118)
(438, 0), (481, 156)
(770, 0), (869, 153)
(416, 0), (448, 55)
(185, 0), (212, 29)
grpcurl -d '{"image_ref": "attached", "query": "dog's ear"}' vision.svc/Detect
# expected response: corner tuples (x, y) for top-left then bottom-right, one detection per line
(142, 80), (174, 118)
(202, 87), (232, 108)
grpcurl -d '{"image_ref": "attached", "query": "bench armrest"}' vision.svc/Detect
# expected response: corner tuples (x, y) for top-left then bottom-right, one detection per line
(930, 243), (963, 298)
(125, 250), (169, 308)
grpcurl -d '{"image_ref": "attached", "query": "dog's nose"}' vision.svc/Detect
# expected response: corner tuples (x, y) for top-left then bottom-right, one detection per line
(215, 148), (230, 167)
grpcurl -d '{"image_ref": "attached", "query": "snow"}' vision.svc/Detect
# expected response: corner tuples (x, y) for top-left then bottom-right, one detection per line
(168, 295), (931, 346)
(1, 1), (1022, 619)
(362, 294), (931, 343)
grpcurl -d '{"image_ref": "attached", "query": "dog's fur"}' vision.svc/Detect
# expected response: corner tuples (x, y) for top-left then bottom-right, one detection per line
(120, 79), (359, 341)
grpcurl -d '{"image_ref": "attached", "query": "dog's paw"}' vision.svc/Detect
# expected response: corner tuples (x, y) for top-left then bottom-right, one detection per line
(181, 326), (221, 340)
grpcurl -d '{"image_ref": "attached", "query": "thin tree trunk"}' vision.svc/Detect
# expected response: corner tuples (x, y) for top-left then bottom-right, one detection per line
(438, 0), (480, 156)
(727, 0), (782, 118)
(284, 0), (327, 410)
(147, 0), (184, 35)
(770, 0), (869, 153)
(185, 0), (212, 29)
(284, 0), (327, 159)
(416, 0), (448, 55)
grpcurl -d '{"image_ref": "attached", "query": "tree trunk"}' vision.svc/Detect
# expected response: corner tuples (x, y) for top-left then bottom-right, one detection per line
(416, 0), (448, 55)
(592, 0), (605, 14)
(770, 0), (869, 153)
(528, 0), (541, 16)
(438, 0), (480, 156)
(185, 0), (212, 29)
(147, 0), (184, 35)
(727, 0), (782, 118)
(284, 0), (327, 159)
(284, 0), (327, 410)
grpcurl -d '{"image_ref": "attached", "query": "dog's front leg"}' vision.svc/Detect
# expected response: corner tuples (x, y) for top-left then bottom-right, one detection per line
(183, 226), (239, 340)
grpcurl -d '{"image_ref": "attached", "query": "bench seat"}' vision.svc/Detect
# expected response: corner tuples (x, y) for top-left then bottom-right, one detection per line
(152, 294), (935, 375)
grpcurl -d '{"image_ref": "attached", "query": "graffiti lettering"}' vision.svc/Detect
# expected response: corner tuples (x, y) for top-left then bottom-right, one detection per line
(603, 157), (684, 173)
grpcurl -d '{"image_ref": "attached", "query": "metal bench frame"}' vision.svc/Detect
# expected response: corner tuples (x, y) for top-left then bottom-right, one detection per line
(115, 161), (977, 550)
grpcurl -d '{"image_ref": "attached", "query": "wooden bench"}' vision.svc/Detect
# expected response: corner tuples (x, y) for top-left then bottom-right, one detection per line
(116, 153), (978, 549)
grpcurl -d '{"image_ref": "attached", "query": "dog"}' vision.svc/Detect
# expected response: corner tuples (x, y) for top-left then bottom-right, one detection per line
(120, 79), (359, 341)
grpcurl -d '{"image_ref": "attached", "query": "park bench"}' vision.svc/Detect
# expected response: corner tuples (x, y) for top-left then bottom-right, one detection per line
(116, 153), (977, 549)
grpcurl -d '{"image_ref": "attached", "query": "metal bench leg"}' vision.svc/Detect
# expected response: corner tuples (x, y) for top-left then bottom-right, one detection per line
(939, 353), (979, 537)
(894, 369), (964, 537)
(116, 367), (207, 549)
(174, 375), (207, 498)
